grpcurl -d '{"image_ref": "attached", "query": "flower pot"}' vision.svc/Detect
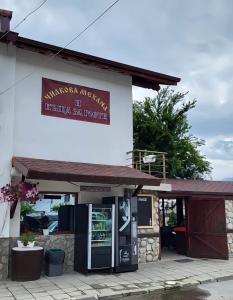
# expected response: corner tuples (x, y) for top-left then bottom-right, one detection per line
(17, 240), (35, 248)
(28, 241), (35, 248)
(43, 229), (49, 236)
(17, 240), (24, 248)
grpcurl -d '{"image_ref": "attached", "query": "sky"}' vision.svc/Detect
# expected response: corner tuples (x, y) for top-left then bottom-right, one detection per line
(1, 0), (233, 180)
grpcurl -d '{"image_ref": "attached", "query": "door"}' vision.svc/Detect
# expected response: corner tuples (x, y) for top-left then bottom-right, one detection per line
(88, 204), (115, 269)
(186, 197), (228, 259)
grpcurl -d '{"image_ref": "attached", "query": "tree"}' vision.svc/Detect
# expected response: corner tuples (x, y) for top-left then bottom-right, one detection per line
(133, 87), (212, 179)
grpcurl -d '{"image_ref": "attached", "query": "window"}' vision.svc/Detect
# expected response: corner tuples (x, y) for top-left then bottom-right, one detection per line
(20, 193), (76, 234)
(137, 195), (153, 227)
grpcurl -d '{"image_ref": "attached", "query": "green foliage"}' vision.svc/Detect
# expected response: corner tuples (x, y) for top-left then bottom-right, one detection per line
(133, 87), (212, 179)
(20, 231), (36, 246)
(20, 202), (36, 216)
(167, 210), (177, 227)
(51, 203), (66, 212)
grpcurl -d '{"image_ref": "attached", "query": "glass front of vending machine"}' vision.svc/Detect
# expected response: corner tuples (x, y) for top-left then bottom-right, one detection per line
(74, 203), (115, 273)
(88, 205), (115, 270)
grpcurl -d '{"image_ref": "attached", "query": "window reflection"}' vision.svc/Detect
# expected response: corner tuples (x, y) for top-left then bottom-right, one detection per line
(20, 194), (75, 234)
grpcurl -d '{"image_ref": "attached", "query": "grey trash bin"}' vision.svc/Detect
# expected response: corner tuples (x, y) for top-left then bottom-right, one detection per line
(45, 249), (65, 276)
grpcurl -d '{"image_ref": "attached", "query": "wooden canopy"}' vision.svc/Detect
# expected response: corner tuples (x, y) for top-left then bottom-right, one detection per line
(12, 157), (161, 186)
(160, 179), (233, 197)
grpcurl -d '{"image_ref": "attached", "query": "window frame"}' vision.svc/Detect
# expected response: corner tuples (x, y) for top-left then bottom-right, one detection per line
(20, 192), (78, 235)
(137, 194), (154, 228)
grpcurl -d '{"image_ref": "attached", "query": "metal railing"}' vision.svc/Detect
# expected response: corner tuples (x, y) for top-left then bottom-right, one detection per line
(127, 149), (167, 179)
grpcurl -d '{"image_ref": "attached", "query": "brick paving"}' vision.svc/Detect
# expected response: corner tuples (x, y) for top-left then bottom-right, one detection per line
(1, 256), (233, 299)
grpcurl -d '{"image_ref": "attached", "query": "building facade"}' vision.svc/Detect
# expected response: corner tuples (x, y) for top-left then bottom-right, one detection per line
(0, 9), (179, 280)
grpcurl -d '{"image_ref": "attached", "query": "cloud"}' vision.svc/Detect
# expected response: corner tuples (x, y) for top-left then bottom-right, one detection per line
(201, 136), (233, 159)
(207, 159), (233, 180)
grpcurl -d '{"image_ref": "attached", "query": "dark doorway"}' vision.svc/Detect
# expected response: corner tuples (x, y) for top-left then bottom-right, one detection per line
(160, 198), (187, 257)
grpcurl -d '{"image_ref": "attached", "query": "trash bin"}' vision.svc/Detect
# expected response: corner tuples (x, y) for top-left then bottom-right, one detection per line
(45, 249), (65, 276)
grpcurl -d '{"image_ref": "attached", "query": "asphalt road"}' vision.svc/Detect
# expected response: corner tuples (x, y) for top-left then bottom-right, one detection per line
(120, 279), (233, 299)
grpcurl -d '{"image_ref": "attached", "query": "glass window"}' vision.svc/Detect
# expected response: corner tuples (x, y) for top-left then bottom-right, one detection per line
(20, 194), (75, 234)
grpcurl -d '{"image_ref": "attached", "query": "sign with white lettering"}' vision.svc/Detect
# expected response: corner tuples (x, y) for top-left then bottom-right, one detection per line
(41, 78), (110, 125)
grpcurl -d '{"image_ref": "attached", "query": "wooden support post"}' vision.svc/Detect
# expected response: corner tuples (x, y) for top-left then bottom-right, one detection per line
(162, 154), (166, 179)
(176, 197), (184, 226)
(139, 151), (142, 170)
(162, 198), (165, 227)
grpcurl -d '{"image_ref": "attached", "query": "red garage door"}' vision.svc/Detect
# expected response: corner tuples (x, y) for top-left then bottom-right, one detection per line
(186, 197), (228, 259)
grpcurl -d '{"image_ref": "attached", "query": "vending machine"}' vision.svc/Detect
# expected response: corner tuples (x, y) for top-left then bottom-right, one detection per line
(103, 197), (138, 272)
(74, 204), (115, 273)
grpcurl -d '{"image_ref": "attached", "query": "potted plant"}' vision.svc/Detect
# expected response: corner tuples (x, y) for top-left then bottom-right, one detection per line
(21, 202), (36, 217)
(0, 181), (39, 218)
(18, 231), (36, 248)
(0, 181), (40, 238)
(0, 181), (39, 204)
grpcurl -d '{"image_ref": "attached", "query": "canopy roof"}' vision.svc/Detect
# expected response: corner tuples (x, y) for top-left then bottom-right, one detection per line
(160, 179), (233, 197)
(12, 157), (161, 186)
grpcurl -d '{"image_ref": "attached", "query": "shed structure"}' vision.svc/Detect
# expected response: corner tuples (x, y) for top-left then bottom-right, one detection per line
(159, 179), (233, 260)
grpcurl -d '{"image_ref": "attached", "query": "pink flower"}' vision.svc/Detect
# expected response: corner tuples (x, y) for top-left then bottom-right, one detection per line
(0, 182), (39, 203)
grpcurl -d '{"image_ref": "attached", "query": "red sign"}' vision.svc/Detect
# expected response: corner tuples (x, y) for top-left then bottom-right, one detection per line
(41, 78), (110, 125)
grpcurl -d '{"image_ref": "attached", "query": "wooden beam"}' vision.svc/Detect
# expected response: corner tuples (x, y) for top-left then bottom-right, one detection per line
(132, 185), (143, 197)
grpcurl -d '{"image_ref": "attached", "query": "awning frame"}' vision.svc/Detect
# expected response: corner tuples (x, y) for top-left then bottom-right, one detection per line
(12, 157), (161, 187)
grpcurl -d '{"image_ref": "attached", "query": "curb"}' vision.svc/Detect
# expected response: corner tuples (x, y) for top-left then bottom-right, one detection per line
(215, 275), (233, 282)
(76, 274), (233, 300)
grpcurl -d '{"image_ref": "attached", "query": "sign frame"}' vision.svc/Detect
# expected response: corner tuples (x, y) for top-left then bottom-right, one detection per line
(41, 77), (110, 125)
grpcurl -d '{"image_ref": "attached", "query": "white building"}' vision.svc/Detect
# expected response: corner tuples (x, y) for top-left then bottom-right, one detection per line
(0, 9), (179, 280)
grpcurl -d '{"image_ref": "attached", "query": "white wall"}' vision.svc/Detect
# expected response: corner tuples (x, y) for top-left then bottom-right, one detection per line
(0, 203), (10, 238)
(0, 43), (133, 237)
(13, 49), (133, 166)
(0, 43), (16, 237)
(9, 201), (20, 237)
(0, 43), (16, 187)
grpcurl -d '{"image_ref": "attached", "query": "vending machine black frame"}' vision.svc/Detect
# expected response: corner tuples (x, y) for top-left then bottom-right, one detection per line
(103, 197), (138, 272)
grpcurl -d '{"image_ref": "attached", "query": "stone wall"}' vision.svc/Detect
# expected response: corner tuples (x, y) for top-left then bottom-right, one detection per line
(35, 234), (74, 272)
(138, 237), (159, 263)
(138, 191), (160, 263)
(0, 238), (9, 280)
(227, 233), (233, 257)
(225, 200), (233, 230)
(225, 200), (233, 256)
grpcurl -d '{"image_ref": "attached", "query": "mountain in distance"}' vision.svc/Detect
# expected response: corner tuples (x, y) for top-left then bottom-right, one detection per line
(223, 177), (233, 182)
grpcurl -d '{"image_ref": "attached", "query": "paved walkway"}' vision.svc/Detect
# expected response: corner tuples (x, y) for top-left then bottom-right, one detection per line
(1, 256), (233, 300)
